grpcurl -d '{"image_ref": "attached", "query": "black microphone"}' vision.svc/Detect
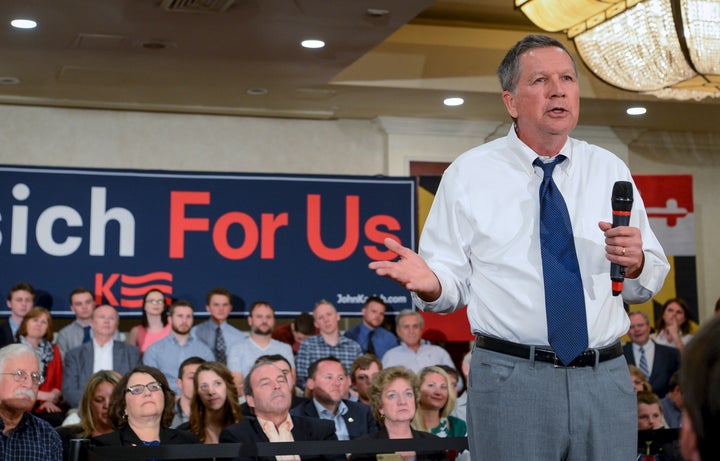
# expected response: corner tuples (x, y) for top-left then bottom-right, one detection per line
(611, 181), (633, 296)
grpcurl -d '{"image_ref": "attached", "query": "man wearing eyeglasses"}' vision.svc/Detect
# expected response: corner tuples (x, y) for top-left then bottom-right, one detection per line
(0, 343), (62, 460)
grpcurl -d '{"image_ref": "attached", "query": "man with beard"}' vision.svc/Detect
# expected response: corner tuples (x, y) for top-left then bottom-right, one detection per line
(143, 300), (214, 394)
(228, 302), (295, 394)
(220, 360), (343, 461)
(0, 344), (62, 460)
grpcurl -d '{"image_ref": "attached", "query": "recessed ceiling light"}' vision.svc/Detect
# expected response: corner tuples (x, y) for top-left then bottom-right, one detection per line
(444, 97), (464, 107)
(0, 77), (21, 85)
(301, 39), (325, 49)
(626, 106), (647, 116)
(11, 19), (37, 29)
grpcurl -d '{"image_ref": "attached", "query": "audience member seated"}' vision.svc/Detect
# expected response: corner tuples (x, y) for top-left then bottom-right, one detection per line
(227, 301), (294, 394)
(272, 312), (316, 356)
(679, 315), (720, 461)
(191, 287), (246, 365)
(143, 300), (214, 395)
(623, 310), (680, 398)
(291, 356), (378, 440)
(629, 365), (653, 393)
(343, 297), (399, 360)
(295, 300), (362, 389)
(0, 282), (35, 348)
(177, 361), (242, 443)
(450, 352), (471, 423)
(661, 371), (683, 429)
(55, 287), (96, 358)
(241, 355), (307, 417)
(56, 370), (119, 460)
(382, 310), (456, 374)
(63, 304), (141, 408)
(637, 391), (666, 430)
(126, 289), (171, 355)
(350, 354), (382, 405)
(92, 365), (199, 446)
(16, 307), (66, 426)
(352, 366), (447, 461)
(171, 356), (206, 428)
(651, 298), (694, 351)
(219, 360), (343, 461)
(0, 344), (62, 461)
(413, 366), (466, 438)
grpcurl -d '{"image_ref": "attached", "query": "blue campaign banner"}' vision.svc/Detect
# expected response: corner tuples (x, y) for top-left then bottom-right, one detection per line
(0, 165), (416, 318)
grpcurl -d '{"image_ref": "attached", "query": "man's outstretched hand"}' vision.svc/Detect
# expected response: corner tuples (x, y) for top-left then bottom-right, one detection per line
(368, 237), (441, 302)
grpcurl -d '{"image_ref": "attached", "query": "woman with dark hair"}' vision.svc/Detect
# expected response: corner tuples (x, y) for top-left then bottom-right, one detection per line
(126, 289), (171, 355)
(16, 306), (66, 426)
(179, 361), (242, 443)
(56, 370), (119, 460)
(353, 366), (446, 461)
(652, 297), (694, 351)
(92, 365), (199, 446)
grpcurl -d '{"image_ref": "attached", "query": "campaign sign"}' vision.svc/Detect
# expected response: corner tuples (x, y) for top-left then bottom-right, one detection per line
(0, 165), (416, 318)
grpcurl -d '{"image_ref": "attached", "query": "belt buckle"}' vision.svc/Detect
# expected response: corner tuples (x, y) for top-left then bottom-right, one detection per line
(552, 356), (576, 369)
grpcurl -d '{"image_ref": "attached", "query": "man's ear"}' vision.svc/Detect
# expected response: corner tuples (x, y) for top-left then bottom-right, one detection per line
(246, 394), (255, 409)
(306, 378), (315, 391)
(502, 91), (518, 120)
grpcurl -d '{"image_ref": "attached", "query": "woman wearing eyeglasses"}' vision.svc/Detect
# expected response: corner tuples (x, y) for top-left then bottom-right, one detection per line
(92, 365), (199, 447)
(178, 361), (242, 443)
(126, 289), (172, 355)
(16, 306), (66, 426)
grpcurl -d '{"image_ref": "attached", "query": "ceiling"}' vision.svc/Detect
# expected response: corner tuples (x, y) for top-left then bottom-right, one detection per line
(1, 0), (719, 134)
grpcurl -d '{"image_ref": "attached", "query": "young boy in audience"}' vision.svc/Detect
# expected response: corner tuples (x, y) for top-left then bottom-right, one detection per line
(637, 391), (666, 430)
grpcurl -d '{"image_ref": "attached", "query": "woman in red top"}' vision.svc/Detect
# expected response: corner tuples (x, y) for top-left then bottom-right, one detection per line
(16, 306), (66, 426)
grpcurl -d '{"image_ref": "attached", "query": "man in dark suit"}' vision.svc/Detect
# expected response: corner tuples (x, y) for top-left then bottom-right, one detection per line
(0, 282), (35, 348)
(220, 360), (342, 461)
(623, 311), (680, 398)
(62, 304), (140, 407)
(290, 356), (379, 440)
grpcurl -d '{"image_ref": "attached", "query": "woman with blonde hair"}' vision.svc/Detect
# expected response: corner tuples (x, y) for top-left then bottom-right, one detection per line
(56, 370), (120, 460)
(182, 361), (242, 443)
(628, 365), (653, 393)
(353, 366), (446, 461)
(413, 366), (466, 437)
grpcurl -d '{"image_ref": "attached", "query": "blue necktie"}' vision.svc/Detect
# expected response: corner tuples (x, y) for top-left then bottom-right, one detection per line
(215, 326), (227, 364)
(534, 155), (588, 365)
(638, 346), (650, 377)
(82, 325), (92, 343)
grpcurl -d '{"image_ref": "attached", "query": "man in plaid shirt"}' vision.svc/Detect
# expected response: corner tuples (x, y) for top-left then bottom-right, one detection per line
(295, 300), (362, 389)
(0, 344), (62, 461)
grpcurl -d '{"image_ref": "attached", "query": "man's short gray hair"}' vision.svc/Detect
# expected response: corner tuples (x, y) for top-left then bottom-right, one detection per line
(0, 344), (39, 374)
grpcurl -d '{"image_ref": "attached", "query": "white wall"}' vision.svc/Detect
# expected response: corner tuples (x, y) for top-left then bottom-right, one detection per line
(1, 104), (718, 321)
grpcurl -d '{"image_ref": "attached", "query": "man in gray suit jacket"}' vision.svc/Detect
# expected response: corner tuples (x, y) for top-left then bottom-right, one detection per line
(63, 304), (140, 407)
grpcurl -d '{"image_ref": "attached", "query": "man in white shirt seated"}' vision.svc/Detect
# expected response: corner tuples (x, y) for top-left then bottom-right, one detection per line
(382, 309), (456, 373)
(62, 304), (140, 407)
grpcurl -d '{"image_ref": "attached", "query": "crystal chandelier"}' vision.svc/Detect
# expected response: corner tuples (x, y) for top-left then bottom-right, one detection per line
(516, 0), (720, 101)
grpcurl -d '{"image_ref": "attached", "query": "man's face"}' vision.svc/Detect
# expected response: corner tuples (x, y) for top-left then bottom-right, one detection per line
(307, 360), (346, 407)
(396, 315), (422, 347)
(628, 313), (651, 346)
(70, 292), (96, 321)
(352, 362), (380, 402)
(170, 306), (194, 335)
(362, 301), (386, 329)
(270, 359), (296, 388)
(0, 353), (40, 412)
(249, 304), (275, 336)
(637, 403), (664, 430)
(6, 289), (34, 319)
(313, 303), (340, 336)
(177, 363), (201, 401)
(247, 363), (292, 418)
(91, 305), (119, 339)
(206, 294), (231, 323)
(501, 47), (579, 149)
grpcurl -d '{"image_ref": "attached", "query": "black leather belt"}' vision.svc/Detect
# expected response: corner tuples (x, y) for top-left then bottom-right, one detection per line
(474, 335), (623, 368)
